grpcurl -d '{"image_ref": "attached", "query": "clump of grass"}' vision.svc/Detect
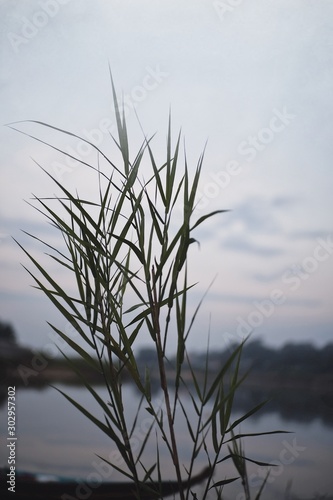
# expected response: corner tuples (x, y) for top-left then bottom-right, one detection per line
(11, 76), (285, 499)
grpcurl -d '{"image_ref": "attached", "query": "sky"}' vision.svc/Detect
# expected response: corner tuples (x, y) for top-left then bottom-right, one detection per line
(0, 0), (333, 354)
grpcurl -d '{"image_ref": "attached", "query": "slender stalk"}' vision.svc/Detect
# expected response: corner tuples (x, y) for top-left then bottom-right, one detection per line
(150, 265), (185, 500)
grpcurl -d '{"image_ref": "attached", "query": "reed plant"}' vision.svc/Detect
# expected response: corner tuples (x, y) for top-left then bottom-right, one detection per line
(11, 77), (285, 499)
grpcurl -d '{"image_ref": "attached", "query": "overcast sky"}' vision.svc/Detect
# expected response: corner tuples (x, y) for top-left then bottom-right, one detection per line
(1, 0), (332, 354)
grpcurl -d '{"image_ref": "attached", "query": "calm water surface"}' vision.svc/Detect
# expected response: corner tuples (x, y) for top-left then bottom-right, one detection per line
(1, 384), (333, 499)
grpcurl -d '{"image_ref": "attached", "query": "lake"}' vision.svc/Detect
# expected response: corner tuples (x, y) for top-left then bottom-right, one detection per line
(1, 383), (333, 499)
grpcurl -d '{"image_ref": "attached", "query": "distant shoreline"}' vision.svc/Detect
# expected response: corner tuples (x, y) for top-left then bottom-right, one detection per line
(4, 361), (333, 393)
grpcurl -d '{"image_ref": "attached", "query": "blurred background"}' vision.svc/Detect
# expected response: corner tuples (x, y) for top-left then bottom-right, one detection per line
(1, 0), (333, 351)
(0, 1), (333, 498)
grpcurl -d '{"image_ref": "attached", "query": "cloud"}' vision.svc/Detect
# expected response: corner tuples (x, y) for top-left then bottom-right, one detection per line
(251, 270), (286, 284)
(195, 195), (301, 257)
(225, 197), (284, 234)
(196, 194), (298, 244)
(2, 215), (55, 235)
(288, 230), (329, 241)
(206, 291), (321, 308)
(271, 196), (299, 208)
(219, 195), (299, 235)
(223, 234), (284, 257)
(1, 215), (64, 257)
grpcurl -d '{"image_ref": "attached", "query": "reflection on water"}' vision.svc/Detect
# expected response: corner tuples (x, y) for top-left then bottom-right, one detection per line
(0, 382), (332, 499)
(232, 385), (333, 428)
(2, 373), (333, 426)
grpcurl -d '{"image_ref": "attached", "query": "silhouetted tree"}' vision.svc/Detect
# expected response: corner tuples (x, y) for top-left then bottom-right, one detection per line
(0, 320), (16, 343)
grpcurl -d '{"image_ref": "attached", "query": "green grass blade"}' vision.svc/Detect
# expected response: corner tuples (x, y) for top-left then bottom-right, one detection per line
(209, 477), (239, 488)
(191, 210), (229, 231)
(226, 400), (270, 434)
(254, 469), (271, 500)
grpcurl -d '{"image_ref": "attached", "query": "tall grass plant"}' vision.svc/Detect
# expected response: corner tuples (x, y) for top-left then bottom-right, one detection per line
(11, 77), (285, 499)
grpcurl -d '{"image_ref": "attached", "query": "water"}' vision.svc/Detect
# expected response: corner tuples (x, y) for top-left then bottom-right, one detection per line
(1, 383), (333, 499)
